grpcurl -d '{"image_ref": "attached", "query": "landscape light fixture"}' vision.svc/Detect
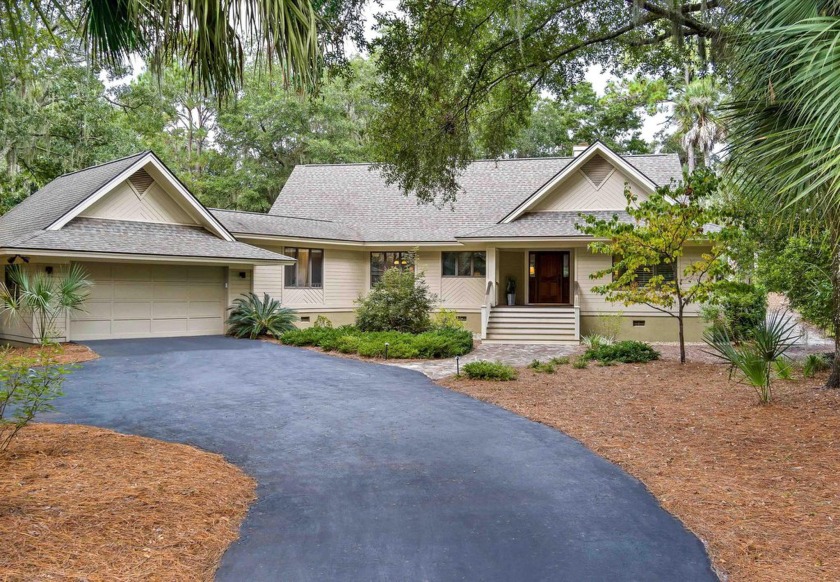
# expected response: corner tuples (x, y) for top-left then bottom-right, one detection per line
(384, 342), (390, 360)
(456, 355), (460, 376)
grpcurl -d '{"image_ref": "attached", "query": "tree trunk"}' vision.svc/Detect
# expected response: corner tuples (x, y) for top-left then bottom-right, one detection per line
(686, 146), (696, 174)
(826, 230), (840, 388)
(678, 304), (686, 364)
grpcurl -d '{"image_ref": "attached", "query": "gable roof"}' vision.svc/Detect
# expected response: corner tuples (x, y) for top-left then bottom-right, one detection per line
(266, 150), (682, 243)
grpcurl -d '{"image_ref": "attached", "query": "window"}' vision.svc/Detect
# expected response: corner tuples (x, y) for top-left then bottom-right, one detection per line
(613, 256), (676, 287)
(442, 251), (486, 277)
(370, 252), (413, 285)
(284, 248), (324, 288)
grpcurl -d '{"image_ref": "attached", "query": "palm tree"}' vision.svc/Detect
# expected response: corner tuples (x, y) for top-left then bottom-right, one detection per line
(727, 0), (840, 387)
(673, 77), (726, 172)
(0, 0), (320, 97)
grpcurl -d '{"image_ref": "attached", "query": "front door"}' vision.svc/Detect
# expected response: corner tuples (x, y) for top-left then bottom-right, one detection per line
(529, 251), (571, 304)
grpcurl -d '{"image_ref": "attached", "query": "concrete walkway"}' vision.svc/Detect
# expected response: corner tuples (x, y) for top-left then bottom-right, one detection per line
(46, 336), (716, 581)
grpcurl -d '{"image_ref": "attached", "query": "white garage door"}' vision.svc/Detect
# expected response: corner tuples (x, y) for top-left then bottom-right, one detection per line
(70, 262), (227, 340)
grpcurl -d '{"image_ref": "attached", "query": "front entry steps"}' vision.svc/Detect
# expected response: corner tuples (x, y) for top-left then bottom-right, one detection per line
(485, 305), (578, 344)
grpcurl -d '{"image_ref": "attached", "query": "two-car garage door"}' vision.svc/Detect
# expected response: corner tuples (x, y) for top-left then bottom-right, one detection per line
(70, 262), (227, 340)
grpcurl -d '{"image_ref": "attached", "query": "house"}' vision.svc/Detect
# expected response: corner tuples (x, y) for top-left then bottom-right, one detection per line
(0, 143), (710, 344)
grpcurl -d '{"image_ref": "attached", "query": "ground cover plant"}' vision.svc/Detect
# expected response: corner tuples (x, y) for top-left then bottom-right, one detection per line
(280, 325), (473, 359)
(528, 357), (570, 374)
(583, 340), (660, 364)
(461, 360), (517, 381)
(0, 423), (255, 579)
(441, 347), (840, 581)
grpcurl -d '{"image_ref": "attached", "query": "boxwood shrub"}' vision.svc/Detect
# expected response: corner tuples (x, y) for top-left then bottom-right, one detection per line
(278, 325), (473, 359)
(583, 340), (660, 364)
(461, 360), (518, 381)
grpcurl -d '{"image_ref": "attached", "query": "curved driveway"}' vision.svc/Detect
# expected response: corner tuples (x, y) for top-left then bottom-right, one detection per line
(47, 336), (716, 581)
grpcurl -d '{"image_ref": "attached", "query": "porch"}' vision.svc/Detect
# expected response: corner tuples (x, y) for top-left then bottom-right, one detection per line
(480, 247), (585, 344)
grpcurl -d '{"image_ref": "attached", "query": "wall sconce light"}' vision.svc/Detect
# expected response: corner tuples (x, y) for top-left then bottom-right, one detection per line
(529, 266), (535, 276)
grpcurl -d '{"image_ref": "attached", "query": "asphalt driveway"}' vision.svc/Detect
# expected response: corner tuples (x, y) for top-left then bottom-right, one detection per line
(46, 336), (716, 581)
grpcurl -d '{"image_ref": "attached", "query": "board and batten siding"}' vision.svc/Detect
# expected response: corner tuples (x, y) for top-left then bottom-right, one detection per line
(576, 246), (707, 316)
(533, 163), (648, 212)
(80, 180), (198, 225)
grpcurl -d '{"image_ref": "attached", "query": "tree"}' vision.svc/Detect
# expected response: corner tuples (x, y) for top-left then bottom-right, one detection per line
(369, 0), (733, 204)
(0, 0), (320, 98)
(506, 78), (667, 158)
(671, 76), (725, 172)
(577, 170), (729, 364)
(726, 0), (840, 387)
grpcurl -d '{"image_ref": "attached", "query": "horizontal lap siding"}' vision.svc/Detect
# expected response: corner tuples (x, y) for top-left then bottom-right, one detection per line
(324, 250), (366, 308)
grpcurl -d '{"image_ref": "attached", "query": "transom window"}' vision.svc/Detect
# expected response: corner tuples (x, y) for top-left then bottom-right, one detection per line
(284, 248), (324, 288)
(370, 252), (413, 285)
(442, 251), (486, 277)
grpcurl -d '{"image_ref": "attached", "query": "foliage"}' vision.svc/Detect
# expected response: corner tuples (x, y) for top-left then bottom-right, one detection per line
(355, 261), (436, 334)
(578, 169), (730, 363)
(726, 0), (840, 387)
(704, 311), (800, 404)
(528, 359), (556, 374)
(313, 315), (333, 329)
(279, 325), (474, 359)
(774, 357), (794, 381)
(431, 309), (465, 330)
(0, 265), (92, 345)
(369, 0), (731, 203)
(593, 313), (624, 342)
(671, 77), (726, 172)
(0, 346), (71, 451)
(803, 353), (831, 378)
(461, 360), (517, 381)
(583, 340), (660, 364)
(550, 356), (570, 366)
(572, 357), (589, 369)
(703, 282), (768, 343)
(226, 292), (298, 339)
(581, 333), (613, 349)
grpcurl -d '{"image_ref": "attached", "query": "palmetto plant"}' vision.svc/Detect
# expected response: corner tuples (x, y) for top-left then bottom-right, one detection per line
(727, 0), (840, 387)
(226, 292), (298, 339)
(673, 76), (725, 172)
(704, 311), (800, 404)
(0, 264), (92, 345)
(1, 0), (320, 97)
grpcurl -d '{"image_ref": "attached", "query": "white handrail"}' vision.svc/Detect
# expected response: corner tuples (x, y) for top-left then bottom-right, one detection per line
(573, 281), (581, 340)
(480, 280), (494, 339)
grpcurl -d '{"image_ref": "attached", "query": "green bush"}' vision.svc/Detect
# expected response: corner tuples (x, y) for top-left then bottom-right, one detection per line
(431, 308), (465, 330)
(704, 282), (768, 343)
(313, 315), (333, 328)
(803, 353), (831, 378)
(355, 266), (436, 334)
(527, 359), (556, 374)
(278, 326), (473, 359)
(584, 340), (660, 364)
(462, 360), (517, 381)
(572, 357), (589, 369)
(550, 356), (570, 366)
(226, 292), (298, 339)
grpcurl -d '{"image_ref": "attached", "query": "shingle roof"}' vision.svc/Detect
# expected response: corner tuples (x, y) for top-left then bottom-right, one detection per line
(211, 209), (365, 242)
(0, 152), (149, 246)
(6, 218), (292, 262)
(267, 153), (682, 242)
(458, 211), (633, 239)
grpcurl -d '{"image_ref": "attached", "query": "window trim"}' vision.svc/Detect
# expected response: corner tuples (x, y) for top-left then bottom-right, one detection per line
(284, 247), (324, 289)
(441, 251), (487, 278)
(370, 251), (413, 286)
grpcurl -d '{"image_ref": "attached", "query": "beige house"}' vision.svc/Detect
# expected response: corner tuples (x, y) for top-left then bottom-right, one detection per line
(0, 143), (709, 344)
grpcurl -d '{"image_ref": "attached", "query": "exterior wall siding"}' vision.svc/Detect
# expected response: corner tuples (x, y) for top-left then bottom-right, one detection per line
(80, 181), (198, 225)
(324, 249), (367, 307)
(440, 278), (485, 308)
(533, 167), (647, 212)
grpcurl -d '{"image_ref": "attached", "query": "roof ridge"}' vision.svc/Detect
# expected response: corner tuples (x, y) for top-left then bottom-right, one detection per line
(295, 152), (676, 169)
(54, 151), (150, 179)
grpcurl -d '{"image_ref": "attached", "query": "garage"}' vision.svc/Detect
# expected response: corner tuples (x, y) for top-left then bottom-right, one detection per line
(70, 262), (227, 340)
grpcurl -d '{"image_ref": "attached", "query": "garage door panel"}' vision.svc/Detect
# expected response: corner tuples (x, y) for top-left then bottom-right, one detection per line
(70, 263), (226, 340)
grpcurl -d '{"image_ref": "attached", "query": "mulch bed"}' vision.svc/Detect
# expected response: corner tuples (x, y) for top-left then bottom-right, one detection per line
(3, 342), (99, 365)
(440, 351), (840, 582)
(0, 424), (256, 580)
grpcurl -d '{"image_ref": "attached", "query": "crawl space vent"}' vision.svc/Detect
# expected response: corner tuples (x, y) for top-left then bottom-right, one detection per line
(128, 168), (154, 194)
(581, 155), (613, 188)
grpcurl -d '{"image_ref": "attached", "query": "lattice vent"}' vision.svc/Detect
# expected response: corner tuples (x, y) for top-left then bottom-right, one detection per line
(581, 155), (613, 188)
(128, 168), (154, 194)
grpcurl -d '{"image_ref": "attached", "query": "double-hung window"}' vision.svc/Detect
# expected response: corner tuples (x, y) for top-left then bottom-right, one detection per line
(284, 248), (324, 288)
(442, 251), (486, 277)
(370, 251), (413, 286)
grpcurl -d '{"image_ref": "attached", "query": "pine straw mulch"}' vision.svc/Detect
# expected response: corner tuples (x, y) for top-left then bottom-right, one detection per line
(440, 352), (840, 582)
(2, 342), (99, 365)
(0, 423), (256, 581)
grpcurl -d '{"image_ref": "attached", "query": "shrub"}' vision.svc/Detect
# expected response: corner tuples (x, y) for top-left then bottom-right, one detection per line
(355, 266), (436, 333)
(584, 340), (660, 364)
(227, 292), (297, 339)
(774, 357), (793, 380)
(527, 359), (556, 374)
(594, 313), (623, 341)
(278, 326), (472, 359)
(0, 346), (70, 451)
(313, 315), (333, 328)
(803, 353), (831, 378)
(550, 356), (570, 366)
(432, 308), (465, 330)
(462, 360), (517, 381)
(704, 282), (768, 343)
(704, 310), (799, 404)
(572, 357), (589, 369)
(581, 334), (613, 349)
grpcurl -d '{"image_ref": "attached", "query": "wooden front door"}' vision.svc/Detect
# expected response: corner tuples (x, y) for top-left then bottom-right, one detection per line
(529, 251), (571, 304)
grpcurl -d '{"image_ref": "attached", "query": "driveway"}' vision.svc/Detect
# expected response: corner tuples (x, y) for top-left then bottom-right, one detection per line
(47, 336), (716, 581)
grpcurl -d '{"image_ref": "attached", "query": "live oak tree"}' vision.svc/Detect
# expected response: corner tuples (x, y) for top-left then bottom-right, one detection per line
(577, 170), (729, 364)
